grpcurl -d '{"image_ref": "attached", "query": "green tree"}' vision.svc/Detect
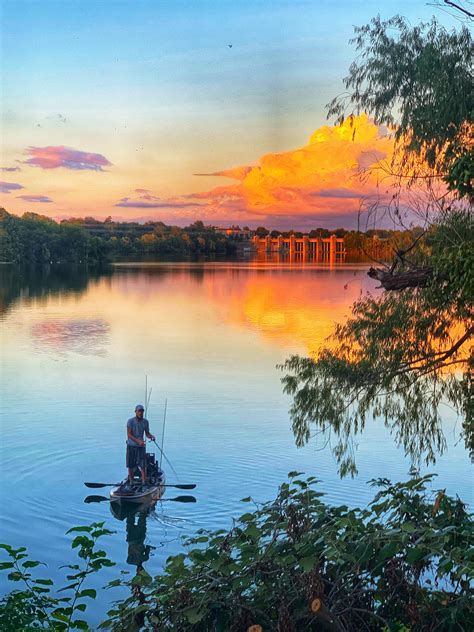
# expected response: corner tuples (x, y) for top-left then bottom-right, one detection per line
(282, 15), (473, 476)
(327, 15), (473, 199)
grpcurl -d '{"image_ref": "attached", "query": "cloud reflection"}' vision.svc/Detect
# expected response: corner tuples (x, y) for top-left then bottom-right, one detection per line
(31, 319), (110, 356)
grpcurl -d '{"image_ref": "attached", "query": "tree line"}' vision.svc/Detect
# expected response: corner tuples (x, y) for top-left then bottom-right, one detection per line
(0, 207), (433, 265)
(0, 212), (237, 265)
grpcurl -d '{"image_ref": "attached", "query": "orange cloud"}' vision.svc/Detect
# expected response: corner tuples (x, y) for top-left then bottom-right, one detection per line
(194, 166), (253, 180)
(186, 114), (394, 227)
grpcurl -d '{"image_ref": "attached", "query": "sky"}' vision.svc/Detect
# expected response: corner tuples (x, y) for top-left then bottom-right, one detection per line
(0, 0), (460, 229)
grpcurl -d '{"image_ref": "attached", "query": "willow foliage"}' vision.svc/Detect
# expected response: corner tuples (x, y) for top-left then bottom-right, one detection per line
(327, 15), (473, 197)
(283, 15), (473, 477)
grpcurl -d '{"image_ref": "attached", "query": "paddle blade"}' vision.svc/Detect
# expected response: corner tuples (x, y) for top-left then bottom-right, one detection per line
(85, 482), (110, 488)
(84, 495), (109, 503)
(170, 484), (196, 490)
(167, 495), (197, 503)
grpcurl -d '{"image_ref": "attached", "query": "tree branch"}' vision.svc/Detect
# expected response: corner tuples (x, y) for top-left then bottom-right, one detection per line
(443, 1), (474, 18)
(368, 266), (433, 289)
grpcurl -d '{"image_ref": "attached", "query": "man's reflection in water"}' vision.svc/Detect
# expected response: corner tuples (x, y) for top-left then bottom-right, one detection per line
(110, 501), (156, 570)
(126, 509), (153, 568)
(110, 501), (156, 630)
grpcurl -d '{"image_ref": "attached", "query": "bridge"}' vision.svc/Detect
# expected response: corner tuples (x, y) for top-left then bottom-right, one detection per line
(251, 234), (345, 261)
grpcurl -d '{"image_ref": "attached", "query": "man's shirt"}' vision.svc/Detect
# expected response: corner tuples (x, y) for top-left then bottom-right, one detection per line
(126, 416), (149, 447)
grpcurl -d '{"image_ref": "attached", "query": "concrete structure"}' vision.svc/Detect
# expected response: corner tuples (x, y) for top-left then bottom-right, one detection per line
(252, 234), (345, 261)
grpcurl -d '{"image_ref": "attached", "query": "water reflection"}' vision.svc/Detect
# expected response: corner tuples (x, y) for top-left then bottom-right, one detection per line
(0, 264), (111, 317)
(107, 502), (155, 632)
(105, 497), (194, 632)
(113, 262), (373, 354)
(31, 318), (110, 356)
(110, 502), (155, 569)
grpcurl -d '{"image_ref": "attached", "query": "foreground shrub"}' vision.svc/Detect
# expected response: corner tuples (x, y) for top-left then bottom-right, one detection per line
(0, 522), (115, 631)
(1, 476), (472, 631)
(102, 474), (473, 631)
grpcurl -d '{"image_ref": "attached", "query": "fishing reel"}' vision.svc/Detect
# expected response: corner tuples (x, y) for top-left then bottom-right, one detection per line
(145, 452), (164, 483)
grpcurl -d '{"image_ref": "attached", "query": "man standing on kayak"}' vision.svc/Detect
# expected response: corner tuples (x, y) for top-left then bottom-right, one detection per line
(127, 404), (156, 484)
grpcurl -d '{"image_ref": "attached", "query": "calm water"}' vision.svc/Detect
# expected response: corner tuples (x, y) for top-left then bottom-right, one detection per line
(0, 262), (471, 626)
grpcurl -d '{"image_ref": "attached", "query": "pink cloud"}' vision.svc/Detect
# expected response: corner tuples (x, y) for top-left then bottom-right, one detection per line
(24, 146), (112, 171)
(315, 188), (369, 199)
(0, 181), (24, 193)
(18, 194), (53, 203)
(115, 188), (205, 210)
(115, 191), (203, 209)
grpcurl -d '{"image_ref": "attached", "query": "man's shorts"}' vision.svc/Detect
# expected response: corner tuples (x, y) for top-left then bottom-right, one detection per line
(126, 445), (146, 469)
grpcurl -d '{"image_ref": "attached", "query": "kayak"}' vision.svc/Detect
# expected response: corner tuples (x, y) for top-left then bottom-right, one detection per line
(110, 480), (165, 504)
(110, 452), (165, 504)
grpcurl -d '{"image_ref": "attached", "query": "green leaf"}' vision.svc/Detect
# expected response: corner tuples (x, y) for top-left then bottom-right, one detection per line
(245, 525), (260, 540)
(72, 535), (92, 549)
(299, 556), (317, 572)
(77, 588), (97, 599)
(184, 607), (205, 624)
(22, 560), (42, 569)
(239, 513), (255, 523)
(132, 604), (150, 614)
(67, 526), (93, 534)
(377, 541), (399, 562)
(0, 544), (13, 552)
(406, 547), (426, 564)
(0, 562), (14, 570)
(51, 610), (70, 622)
(107, 579), (122, 587)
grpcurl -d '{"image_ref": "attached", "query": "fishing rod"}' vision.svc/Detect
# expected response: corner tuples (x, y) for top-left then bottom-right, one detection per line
(143, 378), (178, 479)
(151, 439), (178, 479)
(160, 398), (167, 470)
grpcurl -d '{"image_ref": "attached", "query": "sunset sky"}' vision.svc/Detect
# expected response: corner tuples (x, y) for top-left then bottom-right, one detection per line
(0, 1), (458, 229)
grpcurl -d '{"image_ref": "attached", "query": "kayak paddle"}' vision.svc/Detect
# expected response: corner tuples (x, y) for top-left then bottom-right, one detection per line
(84, 482), (196, 490)
(84, 494), (196, 504)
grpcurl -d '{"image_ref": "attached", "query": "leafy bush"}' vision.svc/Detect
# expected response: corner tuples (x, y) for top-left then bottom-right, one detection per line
(102, 474), (473, 631)
(1, 477), (472, 631)
(0, 522), (115, 631)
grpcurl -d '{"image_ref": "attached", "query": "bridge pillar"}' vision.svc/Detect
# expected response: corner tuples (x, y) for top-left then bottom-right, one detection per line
(303, 235), (309, 258)
(277, 235), (283, 251)
(315, 238), (321, 260)
(289, 234), (296, 255)
(330, 234), (336, 262)
(265, 235), (272, 251)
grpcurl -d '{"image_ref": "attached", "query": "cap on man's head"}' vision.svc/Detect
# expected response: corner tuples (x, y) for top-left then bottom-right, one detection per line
(135, 404), (145, 412)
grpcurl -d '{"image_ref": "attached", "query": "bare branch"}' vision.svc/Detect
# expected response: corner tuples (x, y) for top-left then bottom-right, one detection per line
(443, 0), (474, 18)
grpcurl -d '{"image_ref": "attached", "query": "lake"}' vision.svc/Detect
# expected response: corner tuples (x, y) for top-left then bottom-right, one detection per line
(0, 261), (471, 626)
